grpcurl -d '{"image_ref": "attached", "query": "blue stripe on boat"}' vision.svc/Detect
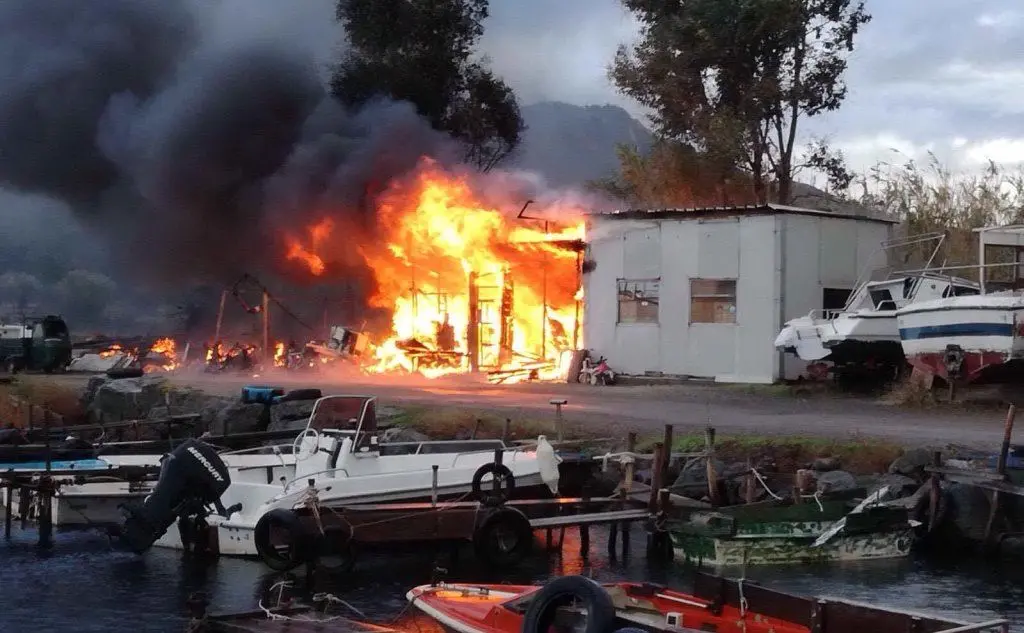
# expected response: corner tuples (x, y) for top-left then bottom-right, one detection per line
(0, 459), (112, 472)
(899, 322), (1014, 340)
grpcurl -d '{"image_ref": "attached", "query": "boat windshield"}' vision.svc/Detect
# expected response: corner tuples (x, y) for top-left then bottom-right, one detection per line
(306, 395), (377, 435)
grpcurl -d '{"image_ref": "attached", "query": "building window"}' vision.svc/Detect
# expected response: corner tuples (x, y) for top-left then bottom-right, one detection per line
(690, 279), (737, 324)
(617, 278), (660, 324)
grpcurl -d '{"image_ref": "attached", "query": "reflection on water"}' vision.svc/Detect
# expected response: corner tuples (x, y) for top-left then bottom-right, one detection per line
(1, 525), (1023, 632)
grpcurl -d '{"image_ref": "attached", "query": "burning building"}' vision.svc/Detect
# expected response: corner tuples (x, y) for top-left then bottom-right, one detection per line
(284, 159), (586, 381)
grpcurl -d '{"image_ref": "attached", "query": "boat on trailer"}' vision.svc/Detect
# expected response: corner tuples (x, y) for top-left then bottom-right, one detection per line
(775, 232), (979, 381)
(897, 225), (1024, 386)
(407, 573), (1009, 633)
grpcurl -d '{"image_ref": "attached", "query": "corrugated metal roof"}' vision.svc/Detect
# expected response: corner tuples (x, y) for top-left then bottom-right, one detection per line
(588, 202), (898, 225)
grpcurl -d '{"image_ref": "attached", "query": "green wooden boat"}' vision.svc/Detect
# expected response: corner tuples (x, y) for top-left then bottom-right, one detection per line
(670, 487), (915, 566)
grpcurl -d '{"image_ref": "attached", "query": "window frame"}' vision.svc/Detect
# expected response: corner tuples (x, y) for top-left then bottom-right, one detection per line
(616, 277), (660, 325)
(689, 278), (738, 325)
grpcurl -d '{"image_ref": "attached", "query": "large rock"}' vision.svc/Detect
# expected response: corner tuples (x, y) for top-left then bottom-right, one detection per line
(381, 426), (430, 444)
(867, 473), (918, 498)
(267, 399), (317, 433)
(888, 448), (934, 478)
(87, 375), (171, 422)
(814, 469), (857, 493)
(208, 402), (269, 436)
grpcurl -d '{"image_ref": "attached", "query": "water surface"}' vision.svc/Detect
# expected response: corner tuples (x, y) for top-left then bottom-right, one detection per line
(2, 526), (1021, 632)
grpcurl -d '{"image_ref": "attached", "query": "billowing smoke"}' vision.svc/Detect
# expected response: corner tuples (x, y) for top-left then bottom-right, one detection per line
(0, 0), (461, 287)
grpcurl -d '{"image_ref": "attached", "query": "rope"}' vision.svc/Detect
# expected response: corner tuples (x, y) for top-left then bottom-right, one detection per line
(749, 468), (784, 501)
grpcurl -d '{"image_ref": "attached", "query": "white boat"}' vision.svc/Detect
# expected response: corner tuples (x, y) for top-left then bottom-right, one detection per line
(775, 232), (979, 380)
(897, 225), (1024, 385)
(6, 395), (560, 531)
(100, 394), (561, 557)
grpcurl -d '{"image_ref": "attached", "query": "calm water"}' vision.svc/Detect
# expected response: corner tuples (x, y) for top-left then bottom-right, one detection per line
(2, 525), (1023, 632)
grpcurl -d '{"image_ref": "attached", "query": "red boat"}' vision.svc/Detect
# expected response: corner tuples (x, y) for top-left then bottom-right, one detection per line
(406, 573), (1009, 633)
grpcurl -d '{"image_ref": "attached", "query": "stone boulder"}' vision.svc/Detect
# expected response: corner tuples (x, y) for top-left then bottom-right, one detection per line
(267, 399), (317, 433)
(811, 456), (842, 472)
(208, 402), (269, 436)
(888, 448), (934, 478)
(814, 469), (857, 493)
(380, 426), (430, 444)
(87, 375), (172, 423)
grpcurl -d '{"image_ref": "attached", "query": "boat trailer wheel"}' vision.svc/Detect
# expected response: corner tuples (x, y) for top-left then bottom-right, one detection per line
(471, 463), (516, 507)
(521, 575), (616, 633)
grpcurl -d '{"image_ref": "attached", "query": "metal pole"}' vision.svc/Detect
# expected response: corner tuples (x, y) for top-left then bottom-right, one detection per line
(262, 291), (270, 366)
(214, 289), (227, 343)
(541, 220), (548, 361)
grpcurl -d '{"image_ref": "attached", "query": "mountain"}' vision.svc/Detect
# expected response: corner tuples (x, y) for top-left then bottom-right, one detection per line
(513, 101), (652, 187)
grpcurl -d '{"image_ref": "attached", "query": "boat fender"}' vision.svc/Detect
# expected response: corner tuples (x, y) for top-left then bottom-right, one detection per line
(316, 523), (356, 573)
(472, 507), (533, 568)
(911, 488), (950, 533)
(253, 508), (316, 572)
(471, 463), (516, 507)
(521, 575), (616, 633)
(536, 435), (562, 496)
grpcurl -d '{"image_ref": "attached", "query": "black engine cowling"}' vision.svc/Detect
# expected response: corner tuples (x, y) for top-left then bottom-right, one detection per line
(116, 439), (231, 554)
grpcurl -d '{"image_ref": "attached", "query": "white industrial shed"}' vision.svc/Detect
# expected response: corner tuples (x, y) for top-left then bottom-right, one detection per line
(582, 204), (898, 383)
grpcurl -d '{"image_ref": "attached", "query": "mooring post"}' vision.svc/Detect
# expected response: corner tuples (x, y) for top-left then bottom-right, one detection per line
(621, 431), (637, 554)
(4, 481), (12, 539)
(549, 399), (567, 442)
(502, 418), (511, 443)
(704, 427), (719, 506)
(928, 450), (942, 531)
(471, 418), (482, 440)
(985, 404), (1017, 543)
(431, 465), (439, 507)
(492, 448), (504, 497)
(579, 484), (591, 558)
(661, 424), (674, 486)
(648, 442), (664, 513)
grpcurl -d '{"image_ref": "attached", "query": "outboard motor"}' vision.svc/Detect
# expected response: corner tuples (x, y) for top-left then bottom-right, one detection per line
(115, 439), (232, 554)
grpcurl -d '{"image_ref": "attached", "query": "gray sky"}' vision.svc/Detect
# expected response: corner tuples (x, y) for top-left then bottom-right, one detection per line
(272, 0), (1022, 174)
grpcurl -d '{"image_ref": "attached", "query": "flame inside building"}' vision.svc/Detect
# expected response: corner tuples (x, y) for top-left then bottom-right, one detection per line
(285, 159), (587, 380)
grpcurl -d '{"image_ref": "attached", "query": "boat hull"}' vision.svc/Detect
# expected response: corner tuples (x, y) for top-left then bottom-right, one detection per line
(897, 295), (1024, 383)
(672, 524), (914, 566)
(154, 473), (554, 557)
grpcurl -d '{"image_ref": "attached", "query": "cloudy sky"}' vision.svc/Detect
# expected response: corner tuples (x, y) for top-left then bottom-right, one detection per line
(482, 0), (1024, 174)
(268, 0), (1023, 174)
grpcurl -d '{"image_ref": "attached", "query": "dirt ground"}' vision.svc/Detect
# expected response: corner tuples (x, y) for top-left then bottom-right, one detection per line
(37, 369), (1010, 450)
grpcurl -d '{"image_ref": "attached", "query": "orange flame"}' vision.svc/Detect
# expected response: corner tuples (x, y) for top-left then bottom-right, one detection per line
(274, 342), (286, 367)
(283, 159), (586, 380)
(144, 337), (178, 372)
(286, 218), (333, 275)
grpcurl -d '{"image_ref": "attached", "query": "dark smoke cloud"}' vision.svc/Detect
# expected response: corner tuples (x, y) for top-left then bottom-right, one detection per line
(0, 0), (457, 287)
(0, 0), (197, 207)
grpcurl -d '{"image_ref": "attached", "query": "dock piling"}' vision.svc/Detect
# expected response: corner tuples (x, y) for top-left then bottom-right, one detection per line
(549, 399), (567, 442)
(985, 404), (1017, 544)
(705, 427), (719, 506)
(4, 482), (12, 539)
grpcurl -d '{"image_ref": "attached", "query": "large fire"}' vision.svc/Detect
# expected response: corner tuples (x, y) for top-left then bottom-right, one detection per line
(286, 159), (586, 380)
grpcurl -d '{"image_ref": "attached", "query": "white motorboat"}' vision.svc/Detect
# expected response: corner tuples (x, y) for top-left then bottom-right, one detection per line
(897, 225), (1024, 385)
(775, 232), (979, 380)
(106, 394), (560, 557)
(7, 395), (559, 530)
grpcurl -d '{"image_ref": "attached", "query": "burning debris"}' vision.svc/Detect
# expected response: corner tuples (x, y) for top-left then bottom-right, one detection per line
(71, 337), (181, 374)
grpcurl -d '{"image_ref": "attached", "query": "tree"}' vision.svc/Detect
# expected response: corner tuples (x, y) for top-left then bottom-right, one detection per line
(589, 140), (753, 206)
(610, 0), (870, 204)
(331, 0), (524, 171)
